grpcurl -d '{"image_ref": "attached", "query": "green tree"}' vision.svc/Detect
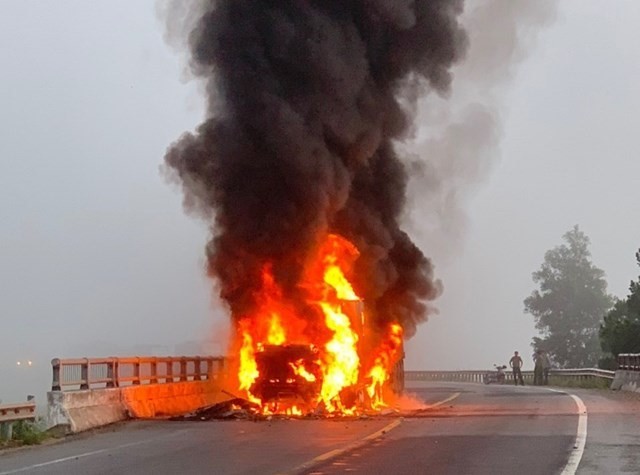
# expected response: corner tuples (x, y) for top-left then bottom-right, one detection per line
(600, 249), (640, 357)
(524, 226), (612, 368)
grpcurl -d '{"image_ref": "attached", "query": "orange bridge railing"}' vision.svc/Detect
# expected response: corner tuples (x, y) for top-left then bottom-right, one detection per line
(51, 356), (225, 391)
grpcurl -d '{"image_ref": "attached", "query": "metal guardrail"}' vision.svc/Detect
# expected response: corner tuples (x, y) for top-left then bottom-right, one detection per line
(405, 370), (488, 383)
(551, 368), (615, 380)
(51, 356), (225, 391)
(618, 353), (640, 371)
(405, 370), (539, 383)
(0, 402), (36, 424)
(405, 367), (615, 383)
(0, 402), (36, 441)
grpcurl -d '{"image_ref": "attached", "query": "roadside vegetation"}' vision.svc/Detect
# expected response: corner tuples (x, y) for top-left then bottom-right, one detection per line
(547, 376), (611, 390)
(524, 226), (613, 368)
(0, 419), (51, 449)
(525, 227), (640, 372)
(599, 249), (640, 367)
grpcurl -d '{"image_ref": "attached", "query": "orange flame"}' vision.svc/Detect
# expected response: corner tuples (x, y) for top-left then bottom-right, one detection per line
(267, 313), (286, 345)
(234, 233), (403, 415)
(367, 323), (404, 409)
(238, 319), (260, 404)
(318, 302), (359, 411)
(289, 359), (317, 382)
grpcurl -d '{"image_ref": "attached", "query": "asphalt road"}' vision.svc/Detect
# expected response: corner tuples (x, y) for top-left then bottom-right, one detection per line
(1, 382), (639, 474)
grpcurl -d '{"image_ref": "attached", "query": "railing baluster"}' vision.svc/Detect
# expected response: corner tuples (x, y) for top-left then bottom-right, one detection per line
(106, 358), (115, 388)
(194, 356), (202, 381)
(80, 358), (89, 390)
(133, 358), (140, 385)
(180, 357), (188, 382)
(166, 358), (173, 383)
(150, 357), (158, 384)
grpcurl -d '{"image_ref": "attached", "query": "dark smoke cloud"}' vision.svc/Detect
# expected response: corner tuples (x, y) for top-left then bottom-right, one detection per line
(163, 1), (467, 338)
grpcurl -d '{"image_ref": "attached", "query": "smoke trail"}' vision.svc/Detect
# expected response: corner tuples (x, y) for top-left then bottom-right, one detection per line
(163, 1), (468, 338)
(404, 0), (558, 261)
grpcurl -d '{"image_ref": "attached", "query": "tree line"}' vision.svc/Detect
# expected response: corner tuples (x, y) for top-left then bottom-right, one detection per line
(524, 225), (640, 369)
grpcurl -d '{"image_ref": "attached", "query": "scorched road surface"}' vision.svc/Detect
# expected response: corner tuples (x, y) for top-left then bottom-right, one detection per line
(1, 382), (639, 474)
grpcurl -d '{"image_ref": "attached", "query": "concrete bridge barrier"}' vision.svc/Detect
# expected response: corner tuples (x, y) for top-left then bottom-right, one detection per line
(47, 388), (126, 433)
(46, 356), (227, 433)
(610, 353), (640, 393)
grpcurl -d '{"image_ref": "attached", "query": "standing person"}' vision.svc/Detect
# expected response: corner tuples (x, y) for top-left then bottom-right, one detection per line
(541, 350), (552, 385)
(509, 351), (525, 386)
(533, 350), (544, 385)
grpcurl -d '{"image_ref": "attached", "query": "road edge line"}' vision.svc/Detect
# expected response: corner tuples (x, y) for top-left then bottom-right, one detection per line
(547, 388), (587, 475)
(0, 431), (187, 475)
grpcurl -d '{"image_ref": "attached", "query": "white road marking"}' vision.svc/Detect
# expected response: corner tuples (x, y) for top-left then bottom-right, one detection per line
(0, 432), (184, 475)
(425, 392), (460, 409)
(547, 388), (588, 475)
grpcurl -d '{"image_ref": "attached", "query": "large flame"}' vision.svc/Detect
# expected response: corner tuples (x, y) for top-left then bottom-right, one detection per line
(318, 302), (359, 411)
(235, 233), (403, 415)
(367, 323), (404, 409)
(238, 319), (260, 404)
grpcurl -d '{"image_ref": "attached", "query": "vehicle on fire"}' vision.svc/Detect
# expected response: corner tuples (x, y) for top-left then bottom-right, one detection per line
(251, 343), (322, 410)
(248, 300), (405, 412)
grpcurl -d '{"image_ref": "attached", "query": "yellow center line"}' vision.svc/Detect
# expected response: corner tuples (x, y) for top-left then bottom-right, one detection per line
(280, 391), (460, 475)
(279, 419), (402, 475)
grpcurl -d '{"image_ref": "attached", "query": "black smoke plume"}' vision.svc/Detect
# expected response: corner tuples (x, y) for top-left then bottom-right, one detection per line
(164, 1), (467, 338)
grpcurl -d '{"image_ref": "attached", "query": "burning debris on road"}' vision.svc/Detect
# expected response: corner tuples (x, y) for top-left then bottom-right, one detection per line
(163, 0), (467, 416)
(171, 398), (261, 421)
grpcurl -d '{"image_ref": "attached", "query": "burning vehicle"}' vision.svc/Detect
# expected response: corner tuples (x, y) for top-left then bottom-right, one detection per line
(251, 343), (322, 409)
(241, 313), (405, 415)
(250, 338), (405, 415)
(232, 235), (406, 416)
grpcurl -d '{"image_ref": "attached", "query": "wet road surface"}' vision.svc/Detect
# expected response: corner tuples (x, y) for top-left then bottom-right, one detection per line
(1, 382), (639, 474)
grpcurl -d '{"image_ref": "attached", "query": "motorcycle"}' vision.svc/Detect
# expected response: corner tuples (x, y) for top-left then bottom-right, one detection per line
(483, 364), (507, 384)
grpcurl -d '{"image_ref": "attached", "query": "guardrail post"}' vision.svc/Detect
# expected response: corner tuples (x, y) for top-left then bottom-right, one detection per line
(180, 357), (188, 382)
(51, 358), (61, 391)
(0, 422), (12, 441)
(106, 358), (115, 388)
(166, 358), (173, 383)
(80, 358), (89, 390)
(149, 357), (157, 384)
(133, 357), (141, 385)
(194, 356), (202, 381)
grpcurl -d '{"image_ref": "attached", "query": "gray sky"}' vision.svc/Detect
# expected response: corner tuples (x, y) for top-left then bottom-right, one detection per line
(1, 1), (639, 402)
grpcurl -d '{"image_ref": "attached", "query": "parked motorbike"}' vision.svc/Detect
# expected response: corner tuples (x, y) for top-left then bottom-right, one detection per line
(483, 364), (507, 384)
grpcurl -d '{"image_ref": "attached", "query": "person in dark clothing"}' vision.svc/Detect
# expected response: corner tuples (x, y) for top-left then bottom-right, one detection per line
(541, 350), (551, 385)
(509, 351), (525, 386)
(533, 350), (544, 385)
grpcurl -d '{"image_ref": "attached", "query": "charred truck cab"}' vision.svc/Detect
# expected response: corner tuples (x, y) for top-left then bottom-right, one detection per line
(249, 299), (405, 411)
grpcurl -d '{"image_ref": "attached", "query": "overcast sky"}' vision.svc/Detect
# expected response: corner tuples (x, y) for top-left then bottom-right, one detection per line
(1, 1), (639, 402)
